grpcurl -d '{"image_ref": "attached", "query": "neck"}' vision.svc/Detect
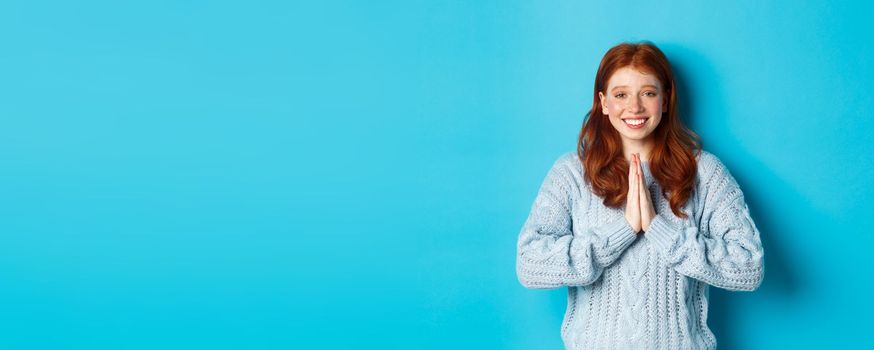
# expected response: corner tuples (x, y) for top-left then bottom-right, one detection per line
(622, 138), (654, 162)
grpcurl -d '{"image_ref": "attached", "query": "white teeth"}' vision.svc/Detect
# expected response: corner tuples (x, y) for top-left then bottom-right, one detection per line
(625, 119), (646, 126)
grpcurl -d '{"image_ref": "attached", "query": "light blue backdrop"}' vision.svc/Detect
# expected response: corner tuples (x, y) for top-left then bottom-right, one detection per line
(2, 1), (872, 349)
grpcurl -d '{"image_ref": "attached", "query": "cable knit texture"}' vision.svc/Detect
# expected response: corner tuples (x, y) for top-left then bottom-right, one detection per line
(516, 150), (764, 350)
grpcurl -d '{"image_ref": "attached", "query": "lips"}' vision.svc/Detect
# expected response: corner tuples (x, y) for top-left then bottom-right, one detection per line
(623, 117), (648, 129)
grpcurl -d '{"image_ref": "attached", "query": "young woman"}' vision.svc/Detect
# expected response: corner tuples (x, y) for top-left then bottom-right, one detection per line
(515, 41), (764, 350)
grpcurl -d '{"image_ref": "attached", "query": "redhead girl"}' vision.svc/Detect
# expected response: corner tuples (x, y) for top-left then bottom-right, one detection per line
(516, 41), (764, 350)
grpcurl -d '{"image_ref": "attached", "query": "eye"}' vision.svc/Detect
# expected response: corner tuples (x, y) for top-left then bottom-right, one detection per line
(614, 93), (626, 98)
(644, 91), (658, 97)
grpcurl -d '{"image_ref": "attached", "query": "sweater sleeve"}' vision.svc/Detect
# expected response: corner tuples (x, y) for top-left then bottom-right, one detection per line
(643, 158), (764, 292)
(516, 155), (638, 290)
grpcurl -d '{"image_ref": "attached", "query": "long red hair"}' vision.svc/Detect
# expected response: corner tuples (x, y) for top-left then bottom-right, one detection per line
(577, 41), (701, 219)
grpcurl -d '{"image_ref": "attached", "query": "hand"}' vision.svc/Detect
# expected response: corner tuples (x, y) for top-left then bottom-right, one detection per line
(635, 153), (656, 232)
(624, 153), (657, 233)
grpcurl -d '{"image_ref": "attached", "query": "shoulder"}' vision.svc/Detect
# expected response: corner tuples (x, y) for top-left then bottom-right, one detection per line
(695, 149), (718, 174)
(539, 150), (586, 196)
(695, 149), (730, 182)
(695, 149), (744, 202)
(548, 150), (584, 180)
(556, 150), (581, 168)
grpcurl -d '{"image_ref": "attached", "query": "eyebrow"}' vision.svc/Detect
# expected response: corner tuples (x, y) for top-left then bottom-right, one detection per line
(611, 85), (659, 91)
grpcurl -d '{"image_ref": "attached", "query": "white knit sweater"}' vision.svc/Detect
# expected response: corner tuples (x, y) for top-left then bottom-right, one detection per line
(516, 150), (764, 350)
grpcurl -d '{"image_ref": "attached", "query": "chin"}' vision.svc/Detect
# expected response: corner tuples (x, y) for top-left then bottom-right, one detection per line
(622, 131), (654, 140)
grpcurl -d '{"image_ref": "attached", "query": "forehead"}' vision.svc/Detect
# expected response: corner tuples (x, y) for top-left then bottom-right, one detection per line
(607, 66), (662, 89)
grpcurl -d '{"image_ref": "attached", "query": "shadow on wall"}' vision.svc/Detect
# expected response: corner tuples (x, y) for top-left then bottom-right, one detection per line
(664, 42), (802, 349)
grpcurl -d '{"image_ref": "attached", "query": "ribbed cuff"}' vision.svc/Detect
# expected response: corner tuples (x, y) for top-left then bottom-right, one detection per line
(644, 213), (682, 253)
(592, 217), (638, 254)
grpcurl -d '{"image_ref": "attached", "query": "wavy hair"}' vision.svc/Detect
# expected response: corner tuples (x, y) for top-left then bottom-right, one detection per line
(577, 41), (701, 219)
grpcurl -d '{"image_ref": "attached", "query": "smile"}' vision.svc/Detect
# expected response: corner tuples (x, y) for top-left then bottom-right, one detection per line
(623, 118), (648, 129)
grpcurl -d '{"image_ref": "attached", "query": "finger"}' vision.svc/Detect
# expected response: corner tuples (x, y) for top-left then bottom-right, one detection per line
(638, 162), (655, 216)
(638, 167), (648, 206)
(636, 158), (643, 200)
(632, 155), (641, 230)
(640, 176), (652, 203)
(637, 153), (644, 180)
(636, 155), (643, 187)
(644, 183), (655, 215)
(636, 157), (645, 198)
(632, 156), (639, 201)
(636, 154), (645, 186)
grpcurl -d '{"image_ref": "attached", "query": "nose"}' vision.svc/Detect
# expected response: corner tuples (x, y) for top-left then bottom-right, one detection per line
(628, 95), (644, 113)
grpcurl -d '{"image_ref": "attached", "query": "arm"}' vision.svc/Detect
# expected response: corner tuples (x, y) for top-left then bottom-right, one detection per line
(516, 155), (638, 290)
(643, 160), (764, 291)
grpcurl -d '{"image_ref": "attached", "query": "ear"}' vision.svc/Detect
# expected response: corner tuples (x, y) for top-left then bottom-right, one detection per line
(598, 92), (608, 114)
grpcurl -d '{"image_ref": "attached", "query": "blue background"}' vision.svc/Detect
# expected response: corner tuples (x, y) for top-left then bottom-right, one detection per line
(2, 1), (872, 349)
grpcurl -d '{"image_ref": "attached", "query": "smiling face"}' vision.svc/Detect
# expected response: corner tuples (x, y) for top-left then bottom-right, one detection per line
(598, 66), (666, 147)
